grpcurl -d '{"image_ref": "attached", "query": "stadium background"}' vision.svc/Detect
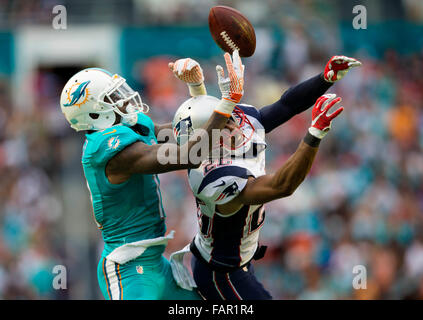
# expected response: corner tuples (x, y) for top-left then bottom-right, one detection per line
(0, 0), (422, 299)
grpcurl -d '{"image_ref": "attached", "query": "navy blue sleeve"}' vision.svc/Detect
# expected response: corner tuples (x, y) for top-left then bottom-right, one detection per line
(259, 73), (333, 133)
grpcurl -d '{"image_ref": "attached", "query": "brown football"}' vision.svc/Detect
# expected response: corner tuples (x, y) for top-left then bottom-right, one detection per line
(208, 6), (256, 57)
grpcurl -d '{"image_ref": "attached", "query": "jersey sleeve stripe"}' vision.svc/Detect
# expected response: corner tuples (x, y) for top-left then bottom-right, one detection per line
(197, 166), (253, 194)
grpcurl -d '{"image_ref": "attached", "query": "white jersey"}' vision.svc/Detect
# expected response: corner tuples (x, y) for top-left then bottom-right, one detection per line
(188, 104), (267, 269)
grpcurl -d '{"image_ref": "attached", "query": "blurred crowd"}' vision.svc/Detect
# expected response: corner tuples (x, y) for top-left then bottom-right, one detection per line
(1, 0), (423, 26)
(251, 49), (423, 299)
(0, 72), (66, 298)
(0, 0), (422, 299)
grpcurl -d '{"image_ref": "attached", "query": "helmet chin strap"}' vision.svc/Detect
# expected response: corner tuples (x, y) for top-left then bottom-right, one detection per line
(120, 114), (138, 126)
(229, 139), (254, 158)
(119, 104), (139, 127)
(219, 135), (254, 159)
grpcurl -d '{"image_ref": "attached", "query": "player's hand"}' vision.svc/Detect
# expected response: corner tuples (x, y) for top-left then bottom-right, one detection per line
(216, 50), (245, 104)
(323, 55), (362, 83)
(169, 58), (204, 85)
(309, 94), (344, 139)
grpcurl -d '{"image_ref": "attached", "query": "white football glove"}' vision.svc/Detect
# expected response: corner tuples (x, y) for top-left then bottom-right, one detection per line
(214, 50), (245, 117)
(169, 58), (207, 96)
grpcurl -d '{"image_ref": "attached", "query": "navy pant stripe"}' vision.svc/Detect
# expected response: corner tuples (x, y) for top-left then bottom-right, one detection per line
(212, 271), (226, 300)
(225, 273), (242, 300)
(213, 271), (242, 300)
(192, 255), (272, 300)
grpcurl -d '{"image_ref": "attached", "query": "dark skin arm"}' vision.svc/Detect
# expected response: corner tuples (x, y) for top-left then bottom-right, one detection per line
(154, 122), (172, 141)
(106, 111), (230, 184)
(217, 139), (318, 215)
(217, 93), (344, 214)
(107, 49), (245, 184)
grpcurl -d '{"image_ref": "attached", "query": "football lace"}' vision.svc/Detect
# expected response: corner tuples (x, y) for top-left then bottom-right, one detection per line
(220, 31), (240, 52)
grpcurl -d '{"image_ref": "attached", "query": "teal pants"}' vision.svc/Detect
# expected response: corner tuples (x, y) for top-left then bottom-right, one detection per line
(97, 254), (201, 300)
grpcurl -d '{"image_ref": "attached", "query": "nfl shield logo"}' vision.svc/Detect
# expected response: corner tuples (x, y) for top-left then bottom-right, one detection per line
(136, 265), (144, 274)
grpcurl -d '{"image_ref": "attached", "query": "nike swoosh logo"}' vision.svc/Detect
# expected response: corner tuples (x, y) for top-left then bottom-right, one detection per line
(102, 129), (117, 135)
(213, 180), (225, 188)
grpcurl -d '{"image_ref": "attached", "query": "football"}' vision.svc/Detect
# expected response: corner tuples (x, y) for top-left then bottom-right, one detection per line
(208, 5), (256, 57)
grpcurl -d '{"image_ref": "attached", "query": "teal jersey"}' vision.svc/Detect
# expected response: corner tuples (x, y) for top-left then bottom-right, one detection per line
(81, 113), (166, 258)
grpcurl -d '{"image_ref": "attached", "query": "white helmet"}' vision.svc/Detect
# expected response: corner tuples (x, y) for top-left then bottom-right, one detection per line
(172, 95), (255, 157)
(60, 68), (149, 131)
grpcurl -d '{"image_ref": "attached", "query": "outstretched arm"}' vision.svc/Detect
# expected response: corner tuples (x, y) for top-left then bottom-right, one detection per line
(217, 94), (343, 214)
(107, 111), (231, 178)
(106, 51), (245, 183)
(154, 123), (172, 142)
(259, 55), (361, 133)
(154, 58), (208, 139)
(260, 73), (332, 133)
(169, 57), (207, 97)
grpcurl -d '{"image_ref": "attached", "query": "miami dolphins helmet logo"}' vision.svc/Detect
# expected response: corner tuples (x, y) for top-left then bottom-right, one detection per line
(64, 81), (91, 107)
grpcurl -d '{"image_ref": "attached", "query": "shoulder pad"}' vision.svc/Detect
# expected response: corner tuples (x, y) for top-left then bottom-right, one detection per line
(196, 165), (252, 205)
(83, 125), (142, 166)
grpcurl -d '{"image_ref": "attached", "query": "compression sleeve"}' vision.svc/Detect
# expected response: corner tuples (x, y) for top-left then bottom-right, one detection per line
(259, 73), (333, 133)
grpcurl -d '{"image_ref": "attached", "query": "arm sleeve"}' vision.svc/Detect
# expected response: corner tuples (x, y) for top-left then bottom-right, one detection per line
(259, 73), (333, 133)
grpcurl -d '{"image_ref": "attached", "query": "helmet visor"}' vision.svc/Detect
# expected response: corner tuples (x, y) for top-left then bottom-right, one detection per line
(104, 80), (144, 115)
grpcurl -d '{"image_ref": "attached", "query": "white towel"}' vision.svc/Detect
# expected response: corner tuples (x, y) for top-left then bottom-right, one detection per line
(169, 244), (197, 291)
(106, 230), (175, 265)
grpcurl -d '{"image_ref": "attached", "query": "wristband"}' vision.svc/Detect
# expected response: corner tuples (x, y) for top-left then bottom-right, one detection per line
(188, 83), (207, 97)
(321, 72), (332, 84)
(308, 126), (329, 139)
(214, 98), (236, 117)
(304, 130), (321, 147)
